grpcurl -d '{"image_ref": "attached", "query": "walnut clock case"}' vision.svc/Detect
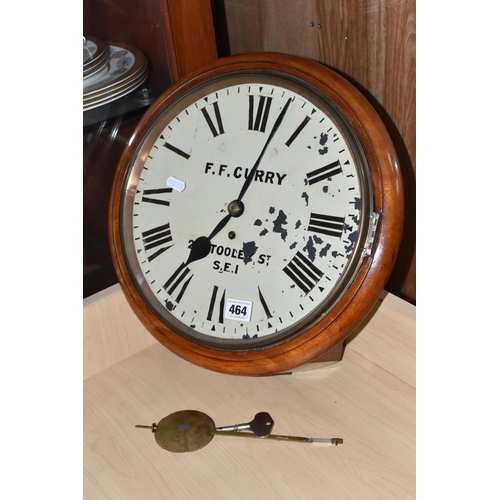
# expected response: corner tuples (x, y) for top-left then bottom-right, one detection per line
(109, 52), (403, 376)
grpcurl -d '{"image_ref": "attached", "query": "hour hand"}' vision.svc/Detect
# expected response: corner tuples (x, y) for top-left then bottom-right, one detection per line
(185, 236), (212, 266)
(185, 202), (242, 265)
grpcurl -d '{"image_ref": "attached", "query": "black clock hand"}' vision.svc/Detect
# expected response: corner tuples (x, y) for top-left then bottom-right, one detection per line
(186, 98), (292, 266)
(185, 236), (212, 266)
(236, 97), (292, 203)
(185, 213), (232, 265)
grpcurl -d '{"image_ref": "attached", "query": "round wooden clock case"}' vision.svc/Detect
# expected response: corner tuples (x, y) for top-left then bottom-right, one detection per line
(109, 52), (404, 376)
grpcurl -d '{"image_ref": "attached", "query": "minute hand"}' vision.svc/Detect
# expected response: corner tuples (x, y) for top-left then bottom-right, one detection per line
(236, 97), (292, 203)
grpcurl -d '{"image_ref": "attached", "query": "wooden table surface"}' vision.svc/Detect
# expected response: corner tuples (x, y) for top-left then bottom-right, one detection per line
(83, 289), (415, 499)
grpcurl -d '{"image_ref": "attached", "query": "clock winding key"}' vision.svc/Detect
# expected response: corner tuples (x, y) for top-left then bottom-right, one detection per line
(214, 411), (274, 437)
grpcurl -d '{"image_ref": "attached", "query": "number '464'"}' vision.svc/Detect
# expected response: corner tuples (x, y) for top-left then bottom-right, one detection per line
(229, 304), (247, 316)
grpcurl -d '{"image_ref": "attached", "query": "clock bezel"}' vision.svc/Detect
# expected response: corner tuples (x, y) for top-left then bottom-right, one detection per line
(119, 71), (373, 350)
(109, 52), (404, 376)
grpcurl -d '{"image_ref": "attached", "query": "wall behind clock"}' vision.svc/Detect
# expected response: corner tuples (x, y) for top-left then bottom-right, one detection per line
(211, 0), (416, 304)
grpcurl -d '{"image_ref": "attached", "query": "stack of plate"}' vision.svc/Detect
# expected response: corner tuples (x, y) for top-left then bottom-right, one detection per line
(83, 37), (149, 112)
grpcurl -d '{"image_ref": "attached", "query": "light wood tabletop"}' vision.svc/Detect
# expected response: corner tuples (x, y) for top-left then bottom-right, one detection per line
(84, 288), (415, 499)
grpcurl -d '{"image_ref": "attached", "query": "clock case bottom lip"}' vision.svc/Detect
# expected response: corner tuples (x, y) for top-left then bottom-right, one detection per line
(109, 52), (404, 376)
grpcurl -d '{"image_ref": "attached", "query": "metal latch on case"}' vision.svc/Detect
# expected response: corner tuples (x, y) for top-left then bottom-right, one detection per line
(363, 212), (381, 256)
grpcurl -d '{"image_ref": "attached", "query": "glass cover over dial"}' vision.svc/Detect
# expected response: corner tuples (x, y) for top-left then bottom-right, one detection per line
(121, 73), (373, 349)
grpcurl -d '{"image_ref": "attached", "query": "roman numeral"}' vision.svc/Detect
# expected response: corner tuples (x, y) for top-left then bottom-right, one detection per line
(140, 223), (173, 261)
(248, 95), (273, 132)
(283, 251), (324, 295)
(201, 102), (225, 137)
(306, 160), (342, 185)
(163, 142), (191, 159)
(163, 263), (194, 303)
(141, 188), (172, 206)
(308, 213), (345, 238)
(207, 285), (225, 323)
(285, 116), (311, 146)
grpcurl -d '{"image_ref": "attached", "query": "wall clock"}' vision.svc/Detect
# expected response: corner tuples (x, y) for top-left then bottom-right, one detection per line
(109, 52), (403, 376)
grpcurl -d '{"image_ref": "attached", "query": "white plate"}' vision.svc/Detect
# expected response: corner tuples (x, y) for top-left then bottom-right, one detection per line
(83, 69), (148, 111)
(84, 63), (147, 104)
(83, 62), (110, 86)
(83, 42), (146, 95)
(84, 58), (146, 97)
(83, 36), (107, 67)
(83, 48), (109, 77)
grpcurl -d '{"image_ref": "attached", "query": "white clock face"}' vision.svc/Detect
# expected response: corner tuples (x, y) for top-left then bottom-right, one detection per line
(121, 74), (373, 349)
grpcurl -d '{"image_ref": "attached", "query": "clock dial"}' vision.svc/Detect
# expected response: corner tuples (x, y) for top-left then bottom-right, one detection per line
(110, 52), (404, 375)
(121, 76), (373, 348)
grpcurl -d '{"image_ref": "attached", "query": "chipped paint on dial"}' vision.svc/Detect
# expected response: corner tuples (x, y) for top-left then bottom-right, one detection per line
(126, 78), (369, 344)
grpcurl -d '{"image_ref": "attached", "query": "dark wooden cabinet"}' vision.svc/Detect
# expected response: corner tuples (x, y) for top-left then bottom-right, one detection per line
(83, 0), (218, 297)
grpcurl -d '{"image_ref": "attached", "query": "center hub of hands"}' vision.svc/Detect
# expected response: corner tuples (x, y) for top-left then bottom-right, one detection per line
(228, 200), (244, 217)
